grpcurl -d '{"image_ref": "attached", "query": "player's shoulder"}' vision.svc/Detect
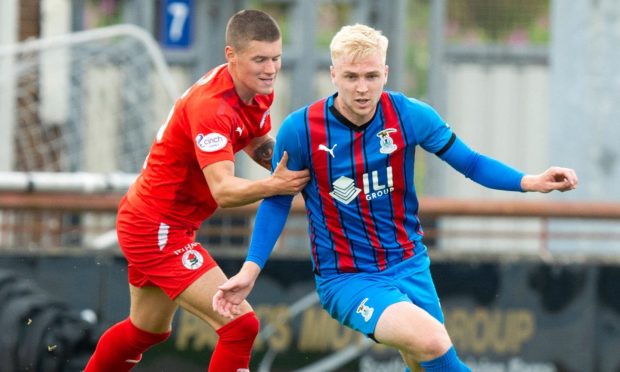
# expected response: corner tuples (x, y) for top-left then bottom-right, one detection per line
(384, 91), (434, 112)
(385, 91), (441, 123)
(275, 105), (314, 148)
(280, 103), (311, 129)
(287, 104), (309, 120)
(183, 65), (235, 107)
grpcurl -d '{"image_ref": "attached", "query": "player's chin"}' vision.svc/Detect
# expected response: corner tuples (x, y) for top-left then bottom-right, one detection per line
(257, 79), (275, 93)
(255, 85), (274, 95)
(354, 104), (373, 116)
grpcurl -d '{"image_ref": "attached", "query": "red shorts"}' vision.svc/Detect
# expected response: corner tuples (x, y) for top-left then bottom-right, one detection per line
(116, 196), (218, 299)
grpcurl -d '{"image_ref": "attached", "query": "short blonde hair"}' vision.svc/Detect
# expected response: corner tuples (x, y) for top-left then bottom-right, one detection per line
(330, 24), (388, 64)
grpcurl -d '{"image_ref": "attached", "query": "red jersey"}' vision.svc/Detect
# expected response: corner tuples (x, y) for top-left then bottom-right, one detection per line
(127, 64), (273, 228)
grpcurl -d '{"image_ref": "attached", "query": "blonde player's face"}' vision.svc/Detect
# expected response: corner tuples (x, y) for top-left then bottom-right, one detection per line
(227, 39), (282, 103)
(330, 51), (388, 125)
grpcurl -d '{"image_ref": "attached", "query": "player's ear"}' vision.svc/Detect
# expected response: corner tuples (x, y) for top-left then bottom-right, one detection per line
(330, 65), (336, 83)
(384, 64), (389, 84)
(225, 45), (236, 63)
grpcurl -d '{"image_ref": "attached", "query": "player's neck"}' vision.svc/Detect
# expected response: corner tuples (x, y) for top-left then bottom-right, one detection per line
(233, 82), (256, 105)
(228, 65), (256, 105)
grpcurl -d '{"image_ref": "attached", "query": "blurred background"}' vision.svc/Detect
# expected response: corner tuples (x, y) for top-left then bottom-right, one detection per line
(0, 0), (619, 371)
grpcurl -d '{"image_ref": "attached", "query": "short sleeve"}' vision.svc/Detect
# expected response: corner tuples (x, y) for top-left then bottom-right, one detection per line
(404, 97), (453, 154)
(189, 108), (236, 169)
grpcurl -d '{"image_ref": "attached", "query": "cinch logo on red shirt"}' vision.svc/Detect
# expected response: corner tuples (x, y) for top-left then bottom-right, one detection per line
(196, 133), (227, 152)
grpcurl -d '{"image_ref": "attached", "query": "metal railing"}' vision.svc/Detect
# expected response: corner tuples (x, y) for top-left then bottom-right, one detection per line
(1, 187), (619, 260)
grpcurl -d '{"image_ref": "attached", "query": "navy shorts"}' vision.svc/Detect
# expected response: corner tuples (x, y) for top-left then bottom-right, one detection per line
(314, 250), (444, 339)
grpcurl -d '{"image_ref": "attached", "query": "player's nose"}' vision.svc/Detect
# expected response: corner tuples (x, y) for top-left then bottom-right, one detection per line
(264, 59), (279, 75)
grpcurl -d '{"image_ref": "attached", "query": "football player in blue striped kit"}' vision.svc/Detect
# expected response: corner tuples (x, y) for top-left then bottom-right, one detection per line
(213, 23), (578, 371)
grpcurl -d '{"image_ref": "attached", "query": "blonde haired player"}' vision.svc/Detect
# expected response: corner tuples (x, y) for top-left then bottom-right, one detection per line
(215, 23), (577, 372)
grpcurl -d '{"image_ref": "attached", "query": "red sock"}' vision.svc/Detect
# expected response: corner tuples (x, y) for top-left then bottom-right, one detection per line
(208, 312), (260, 372)
(84, 318), (170, 372)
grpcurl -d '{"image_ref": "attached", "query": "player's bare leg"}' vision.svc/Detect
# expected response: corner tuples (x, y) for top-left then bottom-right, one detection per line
(175, 265), (259, 372)
(374, 302), (470, 371)
(374, 302), (451, 364)
(130, 284), (178, 332)
(174, 265), (253, 328)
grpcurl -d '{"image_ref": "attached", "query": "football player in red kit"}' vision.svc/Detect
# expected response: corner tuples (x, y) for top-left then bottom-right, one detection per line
(84, 9), (309, 372)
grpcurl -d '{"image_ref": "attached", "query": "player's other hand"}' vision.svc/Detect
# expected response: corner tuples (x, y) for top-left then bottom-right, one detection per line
(213, 262), (261, 319)
(521, 166), (578, 193)
(270, 151), (311, 195)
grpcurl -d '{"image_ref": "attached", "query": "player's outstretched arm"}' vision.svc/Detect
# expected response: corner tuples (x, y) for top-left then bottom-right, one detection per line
(213, 192), (293, 318)
(203, 152), (310, 208)
(213, 261), (262, 319)
(520, 166), (578, 193)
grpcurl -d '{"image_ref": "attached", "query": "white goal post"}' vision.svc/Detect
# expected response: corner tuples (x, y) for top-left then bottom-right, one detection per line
(0, 24), (179, 175)
(0, 24), (180, 251)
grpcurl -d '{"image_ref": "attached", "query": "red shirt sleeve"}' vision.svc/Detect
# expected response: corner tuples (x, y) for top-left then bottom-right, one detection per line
(188, 104), (236, 169)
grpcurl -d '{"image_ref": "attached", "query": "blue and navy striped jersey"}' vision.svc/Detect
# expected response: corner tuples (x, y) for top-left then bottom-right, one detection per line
(272, 91), (453, 276)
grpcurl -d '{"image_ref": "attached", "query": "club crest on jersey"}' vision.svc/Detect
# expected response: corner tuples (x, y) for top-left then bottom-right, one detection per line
(356, 298), (374, 322)
(329, 176), (361, 205)
(196, 133), (227, 152)
(377, 128), (398, 154)
(182, 249), (204, 270)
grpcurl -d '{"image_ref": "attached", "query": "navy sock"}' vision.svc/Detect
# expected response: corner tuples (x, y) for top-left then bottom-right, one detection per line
(419, 346), (471, 372)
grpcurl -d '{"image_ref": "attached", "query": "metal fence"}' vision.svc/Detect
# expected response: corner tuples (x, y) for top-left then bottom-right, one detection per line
(1, 181), (619, 260)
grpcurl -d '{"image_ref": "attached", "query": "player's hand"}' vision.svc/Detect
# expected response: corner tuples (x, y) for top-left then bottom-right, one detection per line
(269, 151), (311, 195)
(521, 166), (578, 193)
(213, 263), (261, 319)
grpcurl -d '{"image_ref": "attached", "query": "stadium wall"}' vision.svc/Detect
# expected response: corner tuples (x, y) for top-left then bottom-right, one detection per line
(1, 253), (618, 372)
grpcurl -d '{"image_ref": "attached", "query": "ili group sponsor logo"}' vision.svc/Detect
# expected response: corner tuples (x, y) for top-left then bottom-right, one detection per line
(330, 166), (394, 204)
(329, 176), (361, 205)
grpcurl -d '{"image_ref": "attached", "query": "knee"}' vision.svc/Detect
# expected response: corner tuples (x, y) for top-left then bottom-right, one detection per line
(398, 325), (452, 362)
(414, 329), (452, 361)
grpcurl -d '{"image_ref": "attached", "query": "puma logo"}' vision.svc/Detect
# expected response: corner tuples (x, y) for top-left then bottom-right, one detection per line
(318, 143), (337, 158)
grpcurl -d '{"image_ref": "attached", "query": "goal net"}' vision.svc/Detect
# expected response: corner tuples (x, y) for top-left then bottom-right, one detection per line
(0, 24), (179, 174)
(0, 25), (179, 251)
